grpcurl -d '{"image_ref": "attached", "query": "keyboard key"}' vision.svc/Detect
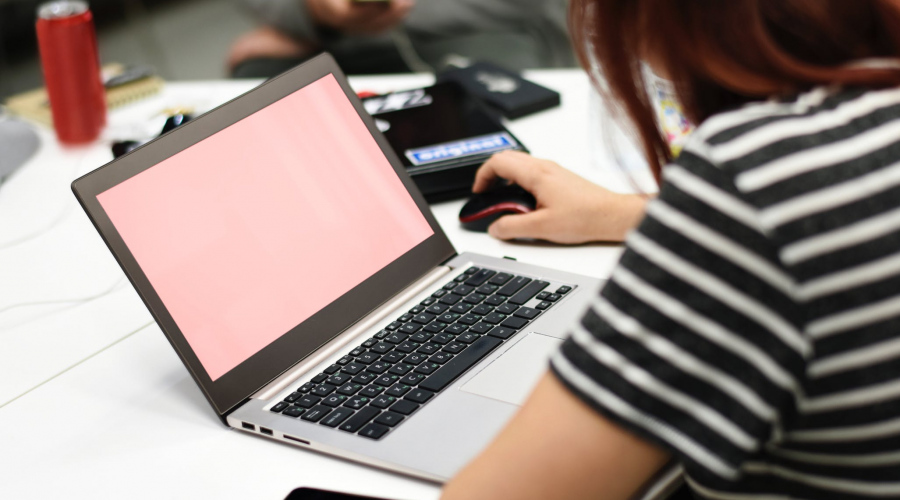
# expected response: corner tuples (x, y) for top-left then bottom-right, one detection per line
(472, 304), (494, 316)
(359, 423), (390, 440)
(322, 395), (348, 407)
(424, 322), (448, 333)
(556, 285), (572, 294)
(388, 363), (414, 375)
(320, 407), (355, 427)
(412, 313), (435, 325)
(483, 312), (507, 325)
(409, 305), (425, 314)
(374, 374), (400, 387)
(300, 405), (331, 422)
(405, 388), (435, 404)
(420, 336), (503, 392)
(410, 332), (432, 343)
(343, 395), (370, 410)
(546, 293), (561, 302)
(432, 289), (448, 298)
(487, 326), (516, 339)
(360, 385), (384, 398)
(296, 394), (321, 408)
(283, 406), (305, 418)
(426, 304), (449, 314)
(349, 347), (366, 357)
(396, 341), (420, 353)
(370, 342), (393, 354)
(399, 323), (421, 334)
(400, 373), (426, 385)
(439, 293), (463, 305)
(464, 266), (480, 274)
(284, 392), (302, 403)
(488, 272), (512, 285)
(450, 303), (473, 314)
(403, 353), (427, 365)
(380, 351), (406, 364)
(508, 280), (550, 305)
(438, 313), (460, 323)
(416, 343), (440, 355)
(431, 333), (453, 345)
(496, 303), (519, 315)
(337, 355), (353, 365)
(453, 274), (468, 282)
(446, 324), (468, 335)
(311, 373), (329, 384)
(453, 285), (475, 296)
(476, 284), (498, 295)
(366, 362), (391, 374)
(375, 412), (405, 427)
(327, 373), (352, 386)
(496, 276), (531, 296)
(458, 314), (480, 325)
(362, 338), (378, 348)
(398, 313), (414, 323)
(414, 362), (440, 375)
(469, 322), (493, 334)
(298, 382), (316, 393)
(386, 384), (412, 397)
(339, 407), (379, 433)
(390, 400), (419, 415)
(536, 291), (551, 301)
(443, 281), (459, 290)
(465, 269), (496, 286)
(484, 294), (506, 306)
(341, 363), (365, 375)
(324, 364), (341, 374)
(501, 316), (529, 329)
(420, 297), (436, 306)
(514, 307), (540, 320)
(536, 301), (552, 310)
(270, 402), (289, 413)
(442, 342), (467, 354)
(311, 384), (336, 397)
(352, 372), (376, 385)
(373, 329), (390, 340)
(371, 395), (396, 409)
(337, 383), (363, 396)
(356, 352), (379, 364)
(429, 352), (454, 364)
(385, 333), (407, 345)
(463, 293), (486, 304)
(457, 332), (480, 344)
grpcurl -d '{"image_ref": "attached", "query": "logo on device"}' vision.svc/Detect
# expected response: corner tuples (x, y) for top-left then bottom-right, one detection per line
(475, 72), (519, 94)
(364, 89), (433, 115)
(405, 133), (517, 166)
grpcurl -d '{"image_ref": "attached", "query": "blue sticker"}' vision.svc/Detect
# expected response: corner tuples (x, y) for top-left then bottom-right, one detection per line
(405, 133), (517, 166)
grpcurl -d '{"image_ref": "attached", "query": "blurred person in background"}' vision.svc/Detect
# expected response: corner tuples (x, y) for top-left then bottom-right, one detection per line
(228, 0), (574, 78)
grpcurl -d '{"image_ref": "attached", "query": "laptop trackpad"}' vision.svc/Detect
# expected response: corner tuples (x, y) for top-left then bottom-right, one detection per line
(460, 333), (563, 406)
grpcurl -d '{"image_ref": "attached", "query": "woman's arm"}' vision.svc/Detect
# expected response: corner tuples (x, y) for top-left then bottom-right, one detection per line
(441, 372), (670, 500)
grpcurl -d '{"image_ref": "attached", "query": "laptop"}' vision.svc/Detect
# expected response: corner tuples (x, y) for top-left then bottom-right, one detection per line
(71, 53), (604, 482)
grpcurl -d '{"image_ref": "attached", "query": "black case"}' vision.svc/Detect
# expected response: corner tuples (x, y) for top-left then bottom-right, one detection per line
(436, 62), (561, 119)
(362, 82), (527, 202)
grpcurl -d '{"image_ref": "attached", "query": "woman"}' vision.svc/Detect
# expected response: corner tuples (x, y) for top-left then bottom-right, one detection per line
(442, 1), (900, 498)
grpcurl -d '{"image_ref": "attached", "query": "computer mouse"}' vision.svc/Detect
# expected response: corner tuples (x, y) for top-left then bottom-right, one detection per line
(459, 183), (536, 232)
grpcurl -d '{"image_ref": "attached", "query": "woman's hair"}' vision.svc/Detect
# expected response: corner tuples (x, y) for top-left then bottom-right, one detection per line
(571, 0), (900, 179)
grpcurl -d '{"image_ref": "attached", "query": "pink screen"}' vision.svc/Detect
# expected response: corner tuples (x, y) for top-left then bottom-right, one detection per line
(98, 74), (434, 381)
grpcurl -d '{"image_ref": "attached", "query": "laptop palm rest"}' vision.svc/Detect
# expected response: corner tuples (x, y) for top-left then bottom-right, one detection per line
(459, 332), (562, 406)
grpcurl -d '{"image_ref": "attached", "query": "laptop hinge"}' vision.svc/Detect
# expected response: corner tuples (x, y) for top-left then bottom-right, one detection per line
(251, 264), (453, 401)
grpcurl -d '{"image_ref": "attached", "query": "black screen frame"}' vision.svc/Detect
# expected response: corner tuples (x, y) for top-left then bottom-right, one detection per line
(72, 53), (456, 419)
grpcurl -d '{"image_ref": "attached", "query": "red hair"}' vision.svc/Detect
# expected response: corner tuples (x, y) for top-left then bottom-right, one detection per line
(570, 0), (900, 181)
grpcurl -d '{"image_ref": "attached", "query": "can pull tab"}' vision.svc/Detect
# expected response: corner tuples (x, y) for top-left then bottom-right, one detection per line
(38, 1), (88, 19)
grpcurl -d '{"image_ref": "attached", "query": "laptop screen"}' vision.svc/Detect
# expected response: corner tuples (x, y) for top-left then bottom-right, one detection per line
(97, 74), (434, 381)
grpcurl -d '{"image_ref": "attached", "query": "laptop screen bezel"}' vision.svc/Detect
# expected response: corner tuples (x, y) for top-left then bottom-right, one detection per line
(72, 54), (457, 418)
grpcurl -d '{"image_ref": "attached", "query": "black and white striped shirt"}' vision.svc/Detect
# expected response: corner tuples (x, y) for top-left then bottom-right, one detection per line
(552, 86), (900, 499)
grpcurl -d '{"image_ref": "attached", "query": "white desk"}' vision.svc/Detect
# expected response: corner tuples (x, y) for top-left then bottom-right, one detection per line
(0, 70), (651, 499)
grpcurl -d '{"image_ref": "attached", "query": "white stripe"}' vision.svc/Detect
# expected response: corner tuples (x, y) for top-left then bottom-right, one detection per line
(685, 476), (794, 500)
(736, 119), (900, 192)
(787, 416), (900, 442)
(759, 159), (900, 227)
(646, 202), (796, 295)
(695, 88), (831, 142)
(796, 251), (900, 301)
(800, 377), (900, 413)
(809, 335), (900, 378)
(610, 267), (799, 392)
(711, 89), (900, 163)
(663, 165), (766, 234)
(807, 294), (900, 339)
(769, 447), (900, 467)
(570, 323), (760, 450)
(550, 352), (739, 478)
(742, 461), (900, 496)
(782, 205), (900, 265)
(590, 296), (777, 422)
(627, 232), (810, 356)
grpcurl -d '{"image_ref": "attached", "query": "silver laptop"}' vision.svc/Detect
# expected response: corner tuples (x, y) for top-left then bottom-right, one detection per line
(72, 54), (605, 483)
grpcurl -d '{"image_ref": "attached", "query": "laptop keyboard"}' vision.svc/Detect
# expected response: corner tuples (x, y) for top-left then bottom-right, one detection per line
(268, 266), (573, 440)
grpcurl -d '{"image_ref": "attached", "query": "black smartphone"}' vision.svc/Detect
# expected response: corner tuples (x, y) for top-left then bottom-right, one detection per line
(285, 487), (394, 500)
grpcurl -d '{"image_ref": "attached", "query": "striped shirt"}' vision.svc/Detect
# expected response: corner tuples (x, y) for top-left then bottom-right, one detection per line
(552, 85), (900, 499)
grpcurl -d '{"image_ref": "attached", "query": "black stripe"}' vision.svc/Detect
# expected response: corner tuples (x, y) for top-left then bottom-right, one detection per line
(815, 318), (900, 358)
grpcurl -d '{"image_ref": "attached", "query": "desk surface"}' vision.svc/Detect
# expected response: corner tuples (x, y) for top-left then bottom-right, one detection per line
(0, 70), (651, 499)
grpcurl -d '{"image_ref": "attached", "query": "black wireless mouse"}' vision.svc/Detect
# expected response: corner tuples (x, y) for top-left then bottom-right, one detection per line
(459, 184), (537, 232)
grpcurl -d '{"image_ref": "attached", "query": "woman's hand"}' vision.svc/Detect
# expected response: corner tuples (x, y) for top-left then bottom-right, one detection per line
(473, 151), (648, 244)
(307, 0), (414, 35)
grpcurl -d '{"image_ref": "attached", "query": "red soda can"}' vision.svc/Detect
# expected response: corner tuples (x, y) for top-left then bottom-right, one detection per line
(36, 1), (106, 144)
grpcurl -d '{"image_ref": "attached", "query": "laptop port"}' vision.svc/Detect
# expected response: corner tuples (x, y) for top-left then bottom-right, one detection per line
(260, 427), (273, 436)
(283, 434), (310, 445)
(241, 422), (255, 431)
